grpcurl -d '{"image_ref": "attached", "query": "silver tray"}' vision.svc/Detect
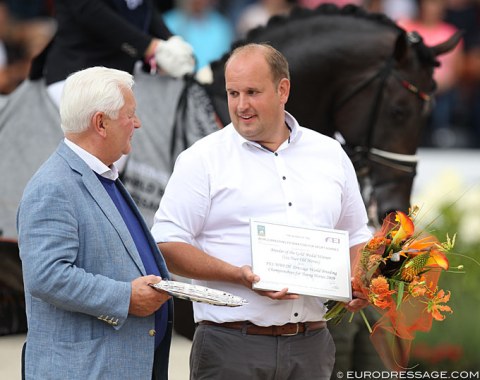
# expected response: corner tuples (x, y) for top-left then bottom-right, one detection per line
(149, 280), (248, 307)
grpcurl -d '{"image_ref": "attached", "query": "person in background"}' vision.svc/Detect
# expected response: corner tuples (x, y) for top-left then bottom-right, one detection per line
(0, 0), (55, 94)
(235, 0), (297, 38)
(381, 0), (418, 20)
(299, 0), (363, 9)
(162, 0), (234, 71)
(398, 0), (464, 147)
(17, 66), (173, 380)
(151, 43), (371, 379)
(445, 0), (480, 147)
(32, 0), (195, 106)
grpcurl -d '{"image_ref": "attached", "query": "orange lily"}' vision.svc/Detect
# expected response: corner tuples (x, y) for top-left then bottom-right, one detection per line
(403, 235), (449, 271)
(408, 278), (427, 297)
(427, 290), (453, 321)
(426, 248), (449, 271)
(390, 211), (415, 247)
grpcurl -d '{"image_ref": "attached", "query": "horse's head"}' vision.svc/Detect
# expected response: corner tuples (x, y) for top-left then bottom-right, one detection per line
(331, 21), (462, 225)
(203, 4), (462, 226)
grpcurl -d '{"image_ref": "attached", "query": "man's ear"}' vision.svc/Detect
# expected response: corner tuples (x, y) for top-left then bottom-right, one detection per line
(278, 78), (290, 104)
(93, 112), (107, 137)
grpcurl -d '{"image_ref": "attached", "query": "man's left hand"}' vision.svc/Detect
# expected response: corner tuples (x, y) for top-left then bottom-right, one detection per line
(344, 290), (368, 312)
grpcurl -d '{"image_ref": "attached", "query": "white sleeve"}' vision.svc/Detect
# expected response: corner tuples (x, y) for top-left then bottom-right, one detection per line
(336, 150), (372, 246)
(151, 148), (210, 244)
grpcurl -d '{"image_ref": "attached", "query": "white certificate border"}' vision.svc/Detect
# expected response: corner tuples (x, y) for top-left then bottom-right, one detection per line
(250, 219), (352, 302)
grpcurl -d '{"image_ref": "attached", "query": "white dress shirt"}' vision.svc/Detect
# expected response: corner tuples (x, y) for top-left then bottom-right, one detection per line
(151, 112), (371, 325)
(64, 138), (119, 180)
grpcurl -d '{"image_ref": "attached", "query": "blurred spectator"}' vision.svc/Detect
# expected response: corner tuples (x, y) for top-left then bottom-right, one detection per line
(445, 0), (480, 147)
(299, 0), (363, 9)
(382, 0), (418, 20)
(352, 0), (418, 21)
(398, 0), (464, 148)
(236, 0), (297, 38)
(162, 0), (234, 70)
(3, 0), (53, 19)
(0, 0), (55, 94)
(0, 2), (8, 67)
(31, 0), (194, 107)
(217, 0), (257, 29)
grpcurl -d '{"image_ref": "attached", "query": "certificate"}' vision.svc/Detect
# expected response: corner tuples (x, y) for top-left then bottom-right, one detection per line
(250, 220), (352, 302)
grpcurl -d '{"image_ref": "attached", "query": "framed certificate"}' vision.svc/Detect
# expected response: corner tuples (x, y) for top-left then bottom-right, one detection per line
(250, 220), (352, 302)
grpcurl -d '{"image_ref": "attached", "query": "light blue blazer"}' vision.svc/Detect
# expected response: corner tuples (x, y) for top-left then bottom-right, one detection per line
(17, 141), (173, 380)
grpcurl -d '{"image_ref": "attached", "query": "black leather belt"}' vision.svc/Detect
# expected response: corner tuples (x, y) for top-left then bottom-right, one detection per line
(198, 321), (326, 336)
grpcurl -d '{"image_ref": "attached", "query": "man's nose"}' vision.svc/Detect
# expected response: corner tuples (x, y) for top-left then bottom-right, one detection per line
(237, 94), (249, 111)
(134, 115), (141, 129)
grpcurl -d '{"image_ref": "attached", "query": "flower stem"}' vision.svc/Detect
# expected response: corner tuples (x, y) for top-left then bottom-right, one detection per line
(348, 312), (355, 323)
(360, 309), (372, 334)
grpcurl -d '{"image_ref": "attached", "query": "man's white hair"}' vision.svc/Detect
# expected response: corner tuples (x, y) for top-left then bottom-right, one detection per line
(60, 66), (134, 134)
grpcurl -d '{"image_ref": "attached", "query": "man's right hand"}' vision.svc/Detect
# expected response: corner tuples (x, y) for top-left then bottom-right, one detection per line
(239, 265), (299, 301)
(128, 275), (171, 317)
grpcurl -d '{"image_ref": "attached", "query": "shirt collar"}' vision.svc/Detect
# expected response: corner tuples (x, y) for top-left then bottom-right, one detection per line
(284, 110), (302, 143)
(64, 138), (119, 180)
(235, 110), (302, 152)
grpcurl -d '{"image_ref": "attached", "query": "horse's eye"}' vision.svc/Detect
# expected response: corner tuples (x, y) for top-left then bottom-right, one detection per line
(389, 104), (411, 124)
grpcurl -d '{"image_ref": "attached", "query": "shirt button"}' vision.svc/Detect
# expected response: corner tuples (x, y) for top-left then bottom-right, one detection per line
(282, 176), (286, 180)
(294, 312), (299, 317)
(288, 202), (292, 206)
(149, 329), (156, 337)
(274, 152), (278, 156)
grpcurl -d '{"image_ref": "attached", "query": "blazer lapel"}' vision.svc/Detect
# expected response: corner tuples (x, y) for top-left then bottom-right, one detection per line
(57, 142), (146, 275)
(116, 180), (171, 280)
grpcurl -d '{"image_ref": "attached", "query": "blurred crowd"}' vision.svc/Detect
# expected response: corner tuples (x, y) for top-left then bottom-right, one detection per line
(1, 0), (479, 148)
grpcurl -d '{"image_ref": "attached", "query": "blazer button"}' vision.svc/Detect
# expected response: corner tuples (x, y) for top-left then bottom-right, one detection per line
(149, 329), (156, 337)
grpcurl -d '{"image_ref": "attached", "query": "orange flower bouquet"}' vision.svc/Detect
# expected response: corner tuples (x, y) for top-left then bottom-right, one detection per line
(325, 206), (459, 370)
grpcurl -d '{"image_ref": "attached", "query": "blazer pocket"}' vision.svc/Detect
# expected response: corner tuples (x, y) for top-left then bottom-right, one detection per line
(52, 336), (109, 379)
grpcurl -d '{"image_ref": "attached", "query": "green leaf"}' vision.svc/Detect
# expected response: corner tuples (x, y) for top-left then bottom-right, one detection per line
(365, 262), (381, 281)
(396, 281), (405, 310)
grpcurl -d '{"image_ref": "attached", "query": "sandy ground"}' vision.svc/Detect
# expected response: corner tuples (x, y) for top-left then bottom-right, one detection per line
(0, 332), (192, 380)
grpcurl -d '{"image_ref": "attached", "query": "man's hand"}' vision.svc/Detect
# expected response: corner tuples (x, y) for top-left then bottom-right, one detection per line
(239, 265), (299, 301)
(128, 275), (171, 317)
(155, 36), (195, 78)
(254, 288), (300, 300)
(344, 290), (369, 313)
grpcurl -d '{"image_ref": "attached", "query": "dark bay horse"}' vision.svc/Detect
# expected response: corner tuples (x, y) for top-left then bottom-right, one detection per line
(204, 4), (461, 225)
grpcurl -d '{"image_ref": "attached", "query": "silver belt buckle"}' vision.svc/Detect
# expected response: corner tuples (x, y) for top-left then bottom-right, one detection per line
(281, 323), (300, 336)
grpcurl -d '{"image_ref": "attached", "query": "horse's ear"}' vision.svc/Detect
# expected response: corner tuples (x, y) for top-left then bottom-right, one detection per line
(392, 32), (409, 64)
(431, 30), (463, 57)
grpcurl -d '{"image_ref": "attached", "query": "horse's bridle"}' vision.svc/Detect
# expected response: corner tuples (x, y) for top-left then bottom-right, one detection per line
(333, 41), (433, 179)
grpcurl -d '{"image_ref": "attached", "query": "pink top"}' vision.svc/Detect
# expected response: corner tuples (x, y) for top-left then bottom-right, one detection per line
(397, 20), (463, 91)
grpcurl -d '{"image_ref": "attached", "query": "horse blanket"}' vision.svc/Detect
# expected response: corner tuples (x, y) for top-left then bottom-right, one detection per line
(0, 70), (218, 239)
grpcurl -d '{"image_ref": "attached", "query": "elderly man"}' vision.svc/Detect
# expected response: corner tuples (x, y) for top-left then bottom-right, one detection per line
(17, 66), (172, 380)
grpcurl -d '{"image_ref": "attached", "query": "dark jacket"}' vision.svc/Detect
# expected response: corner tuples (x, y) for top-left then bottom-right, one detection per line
(42, 0), (172, 84)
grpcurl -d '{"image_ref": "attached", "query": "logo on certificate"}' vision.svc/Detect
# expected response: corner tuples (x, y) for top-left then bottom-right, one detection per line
(325, 236), (341, 244)
(257, 224), (266, 237)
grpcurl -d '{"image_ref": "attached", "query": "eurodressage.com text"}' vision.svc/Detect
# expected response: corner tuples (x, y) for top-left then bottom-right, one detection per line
(340, 371), (480, 379)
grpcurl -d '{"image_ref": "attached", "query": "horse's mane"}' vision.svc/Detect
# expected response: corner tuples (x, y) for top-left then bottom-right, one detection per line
(210, 3), (437, 71)
(247, 3), (402, 40)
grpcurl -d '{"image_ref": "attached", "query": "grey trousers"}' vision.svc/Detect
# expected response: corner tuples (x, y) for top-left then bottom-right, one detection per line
(190, 324), (335, 380)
